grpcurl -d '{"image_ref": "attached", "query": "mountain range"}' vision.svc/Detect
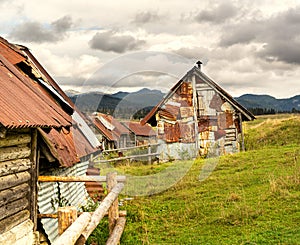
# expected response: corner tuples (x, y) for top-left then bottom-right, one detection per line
(235, 94), (300, 113)
(66, 89), (300, 118)
(67, 88), (165, 119)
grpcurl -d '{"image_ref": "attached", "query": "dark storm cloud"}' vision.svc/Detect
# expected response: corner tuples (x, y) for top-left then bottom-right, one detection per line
(9, 15), (73, 43)
(89, 30), (145, 53)
(220, 5), (300, 64)
(52, 15), (73, 33)
(133, 11), (160, 24)
(259, 40), (300, 64)
(195, 2), (238, 23)
(219, 21), (262, 46)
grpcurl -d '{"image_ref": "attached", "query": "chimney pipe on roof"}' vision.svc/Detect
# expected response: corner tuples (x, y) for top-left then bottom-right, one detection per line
(196, 60), (202, 70)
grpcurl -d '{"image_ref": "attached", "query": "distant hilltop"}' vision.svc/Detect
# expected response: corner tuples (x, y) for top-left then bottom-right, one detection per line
(235, 94), (300, 114)
(66, 88), (300, 117)
(67, 88), (165, 119)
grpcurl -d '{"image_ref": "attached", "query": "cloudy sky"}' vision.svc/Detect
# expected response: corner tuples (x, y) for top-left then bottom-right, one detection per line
(1, 0), (300, 98)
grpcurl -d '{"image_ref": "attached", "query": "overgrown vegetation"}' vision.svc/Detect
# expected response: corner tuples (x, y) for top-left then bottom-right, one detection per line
(117, 114), (300, 244)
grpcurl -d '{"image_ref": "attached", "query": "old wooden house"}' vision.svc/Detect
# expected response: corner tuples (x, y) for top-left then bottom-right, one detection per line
(141, 63), (255, 160)
(92, 112), (130, 150)
(0, 37), (101, 244)
(122, 121), (157, 146)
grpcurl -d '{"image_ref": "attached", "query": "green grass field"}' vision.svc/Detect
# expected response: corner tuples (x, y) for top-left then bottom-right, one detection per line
(89, 114), (300, 244)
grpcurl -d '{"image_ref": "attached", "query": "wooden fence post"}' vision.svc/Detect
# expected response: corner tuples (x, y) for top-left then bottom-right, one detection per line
(148, 144), (151, 164)
(58, 206), (77, 235)
(107, 172), (119, 235)
(53, 212), (91, 245)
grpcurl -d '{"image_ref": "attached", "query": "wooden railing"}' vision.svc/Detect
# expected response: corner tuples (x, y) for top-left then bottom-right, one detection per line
(38, 172), (126, 245)
(92, 143), (160, 164)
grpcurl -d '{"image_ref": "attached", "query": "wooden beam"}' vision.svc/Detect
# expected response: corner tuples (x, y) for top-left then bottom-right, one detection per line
(0, 210), (30, 234)
(0, 171), (31, 191)
(76, 183), (124, 245)
(40, 143), (56, 162)
(0, 146), (31, 162)
(106, 217), (126, 245)
(238, 113), (245, 151)
(38, 175), (126, 183)
(94, 152), (159, 164)
(0, 196), (29, 220)
(0, 158), (31, 177)
(52, 212), (91, 245)
(93, 143), (160, 158)
(0, 183), (29, 206)
(38, 210), (127, 219)
(38, 213), (58, 219)
(107, 172), (119, 235)
(0, 133), (31, 147)
(30, 128), (38, 231)
(148, 144), (151, 164)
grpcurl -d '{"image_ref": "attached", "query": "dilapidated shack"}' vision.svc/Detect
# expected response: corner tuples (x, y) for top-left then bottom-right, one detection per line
(0, 37), (101, 244)
(122, 121), (157, 146)
(0, 37), (73, 244)
(141, 63), (255, 160)
(92, 113), (130, 150)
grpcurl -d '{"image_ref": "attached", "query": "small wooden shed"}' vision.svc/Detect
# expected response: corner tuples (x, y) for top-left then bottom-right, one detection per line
(122, 121), (157, 146)
(141, 63), (255, 160)
(92, 113), (130, 150)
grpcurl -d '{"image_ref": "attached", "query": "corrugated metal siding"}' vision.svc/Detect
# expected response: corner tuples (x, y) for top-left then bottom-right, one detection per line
(38, 181), (59, 243)
(38, 161), (89, 244)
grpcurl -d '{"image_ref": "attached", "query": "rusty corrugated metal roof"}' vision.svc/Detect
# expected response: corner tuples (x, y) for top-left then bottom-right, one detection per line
(99, 113), (129, 135)
(122, 121), (156, 137)
(39, 127), (79, 167)
(0, 54), (72, 129)
(38, 123), (98, 167)
(0, 36), (100, 168)
(93, 113), (129, 141)
(0, 37), (26, 65)
(93, 117), (116, 141)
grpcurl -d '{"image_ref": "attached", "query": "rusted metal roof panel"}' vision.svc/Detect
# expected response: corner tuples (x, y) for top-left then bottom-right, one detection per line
(39, 122), (99, 167)
(98, 113), (129, 135)
(0, 55), (72, 129)
(122, 121), (156, 137)
(93, 113), (129, 141)
(39, 127), (80, 167)
(0, 37), (26, 65)
(93, 117), (116, 141)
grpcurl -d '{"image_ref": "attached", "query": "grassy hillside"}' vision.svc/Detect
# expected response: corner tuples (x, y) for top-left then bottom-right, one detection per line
(89, 114), (300, 244)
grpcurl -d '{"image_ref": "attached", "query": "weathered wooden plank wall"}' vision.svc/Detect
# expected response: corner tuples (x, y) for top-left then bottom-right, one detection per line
(0, 128), (35, 244)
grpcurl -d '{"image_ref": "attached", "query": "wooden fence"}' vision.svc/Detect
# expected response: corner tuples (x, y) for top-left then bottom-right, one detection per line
(38, 172), (126, 245)
(92, 143), (160, 164)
